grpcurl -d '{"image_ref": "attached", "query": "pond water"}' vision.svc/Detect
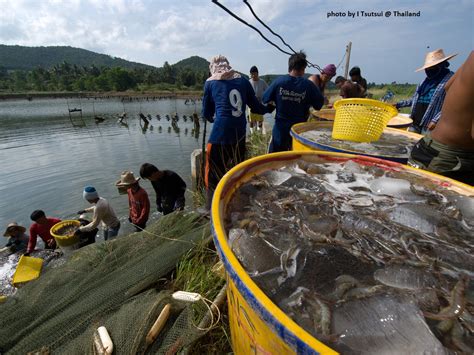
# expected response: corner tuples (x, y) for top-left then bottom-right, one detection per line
(0, 96), (212, 246)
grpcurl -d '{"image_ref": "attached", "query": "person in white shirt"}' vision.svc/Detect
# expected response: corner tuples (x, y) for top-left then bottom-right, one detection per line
(78, 186), (120, 240)
(248, 65), (268, 133)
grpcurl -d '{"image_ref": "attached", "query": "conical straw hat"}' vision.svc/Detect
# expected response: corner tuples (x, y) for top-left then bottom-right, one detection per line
(415, 49), (457, 72)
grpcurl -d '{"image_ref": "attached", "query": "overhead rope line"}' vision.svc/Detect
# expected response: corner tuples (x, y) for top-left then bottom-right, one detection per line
(211, 0), (293, 56)
(242, 0), (298, 56)
(212, 0), (322, 72)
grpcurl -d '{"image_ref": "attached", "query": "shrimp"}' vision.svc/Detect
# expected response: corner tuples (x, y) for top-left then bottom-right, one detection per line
(424, 275), (468, 320)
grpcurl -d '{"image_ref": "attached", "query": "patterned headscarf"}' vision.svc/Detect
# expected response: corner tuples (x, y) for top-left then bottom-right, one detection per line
(207, 55), (241, 81)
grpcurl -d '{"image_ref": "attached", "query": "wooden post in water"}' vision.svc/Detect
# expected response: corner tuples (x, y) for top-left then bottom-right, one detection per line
(344, 42), (352, 79)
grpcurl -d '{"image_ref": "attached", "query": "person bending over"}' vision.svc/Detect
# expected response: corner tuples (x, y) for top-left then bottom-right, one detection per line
(139, 163), (186, 215)
(25, 210), (61, 256)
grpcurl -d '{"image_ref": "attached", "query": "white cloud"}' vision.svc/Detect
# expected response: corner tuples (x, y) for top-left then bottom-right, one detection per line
(0, 0), (472, 82)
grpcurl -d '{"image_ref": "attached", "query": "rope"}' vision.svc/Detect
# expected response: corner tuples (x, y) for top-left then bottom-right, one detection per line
(242, 0), (321, 71)
(212, 0), (322, 72)
(242, 0), (297, 55)
(211, 0), (293, 56)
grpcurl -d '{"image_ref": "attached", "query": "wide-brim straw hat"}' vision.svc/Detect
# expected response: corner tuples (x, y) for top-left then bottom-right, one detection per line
(3, 222), (26, 237)
(115, 170), (140, 186)
(415, 49), (457, 72)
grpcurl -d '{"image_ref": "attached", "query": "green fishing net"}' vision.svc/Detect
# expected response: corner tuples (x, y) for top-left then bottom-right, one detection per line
(0, 212), (213, 354)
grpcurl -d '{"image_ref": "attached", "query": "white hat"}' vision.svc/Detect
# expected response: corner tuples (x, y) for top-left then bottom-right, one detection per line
(115, 171), (140, 187)
(415, 49), (457, 72)
(3, 222), (26, 237)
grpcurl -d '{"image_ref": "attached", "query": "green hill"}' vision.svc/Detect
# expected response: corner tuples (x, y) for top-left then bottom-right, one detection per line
(0, 44), (156, 71)
(173, 56), (209, 72)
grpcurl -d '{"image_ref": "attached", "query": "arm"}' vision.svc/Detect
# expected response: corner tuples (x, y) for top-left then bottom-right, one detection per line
(202, 82), (215, 123)
(262, 81), (275, 104)
(310, 84), (324, 111)
(396, 83), (419, 109)
(152, 181), (162, 211)
(80, 204), (103, 232)
(308, 74), (320, 87)
(156, 195), (162, 211)
(128, 190), (132, 220)
(395, 98), (413, 109)
(136, 190), (150, 225)
(26, 225), (38, 254)
(246, 80), (268, 115)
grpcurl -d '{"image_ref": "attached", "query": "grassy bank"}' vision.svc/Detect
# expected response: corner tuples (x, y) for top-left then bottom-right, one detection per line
(176, 132), (272, 353)
(173, 240), (231, 354)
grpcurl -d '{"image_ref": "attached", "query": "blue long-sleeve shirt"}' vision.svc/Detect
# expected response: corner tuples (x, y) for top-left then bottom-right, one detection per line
(396, 71), (453, 131)
(262, 75), (324, 125)
(202, 77), (267, 144)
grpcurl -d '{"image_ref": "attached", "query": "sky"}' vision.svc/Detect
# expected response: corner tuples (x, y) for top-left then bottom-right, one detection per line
(1, 0), (473, 83)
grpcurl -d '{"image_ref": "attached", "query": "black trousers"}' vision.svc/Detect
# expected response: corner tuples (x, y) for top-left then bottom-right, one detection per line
(205, 140), (246, 208)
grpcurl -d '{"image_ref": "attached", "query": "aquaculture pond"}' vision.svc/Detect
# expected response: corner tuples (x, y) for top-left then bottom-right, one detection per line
(0, 96), (209, 245)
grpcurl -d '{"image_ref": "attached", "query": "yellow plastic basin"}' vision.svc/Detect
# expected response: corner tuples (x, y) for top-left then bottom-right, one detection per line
(50, 220), (80, 247)
(12, 255), (44, 287)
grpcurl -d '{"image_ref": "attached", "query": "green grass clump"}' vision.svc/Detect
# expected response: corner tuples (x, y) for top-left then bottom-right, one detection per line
(247, 130), (271, 158)
(173, 239), (232, 354)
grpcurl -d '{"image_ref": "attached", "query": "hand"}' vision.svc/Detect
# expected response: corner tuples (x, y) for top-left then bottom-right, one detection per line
(266, 103), (275, 113)
(77, 210), (86, 215)
(47, 239), (55, 247)
(427, 122), (437, 131)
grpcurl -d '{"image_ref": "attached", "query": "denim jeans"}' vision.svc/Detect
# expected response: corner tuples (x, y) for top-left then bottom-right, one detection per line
(103, 222), (120, 241)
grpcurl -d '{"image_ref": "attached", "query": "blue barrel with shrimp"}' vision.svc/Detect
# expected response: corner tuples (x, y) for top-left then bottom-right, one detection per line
(291, 121), (422, 163)
(211, 151), (473, 354)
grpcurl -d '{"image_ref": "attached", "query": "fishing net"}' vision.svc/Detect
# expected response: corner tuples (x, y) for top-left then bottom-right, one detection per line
(0, 212), (214, 354)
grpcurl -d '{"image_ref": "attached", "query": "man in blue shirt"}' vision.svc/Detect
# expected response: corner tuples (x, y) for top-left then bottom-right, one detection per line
(395, 49), (456, 134)
(262, 51), (324, 152)
(202, 55), (271, 209)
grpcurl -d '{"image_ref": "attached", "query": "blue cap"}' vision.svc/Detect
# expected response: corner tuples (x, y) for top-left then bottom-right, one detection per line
(83, 186), (99, 201)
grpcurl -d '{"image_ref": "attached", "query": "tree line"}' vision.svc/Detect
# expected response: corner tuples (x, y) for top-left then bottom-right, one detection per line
(0, 61), (209, 93)
(0, 60), (416, 95)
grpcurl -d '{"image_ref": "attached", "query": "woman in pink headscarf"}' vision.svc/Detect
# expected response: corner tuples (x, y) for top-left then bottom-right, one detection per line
(308, 64), (336, 105)
(202, 55), (272, 209)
